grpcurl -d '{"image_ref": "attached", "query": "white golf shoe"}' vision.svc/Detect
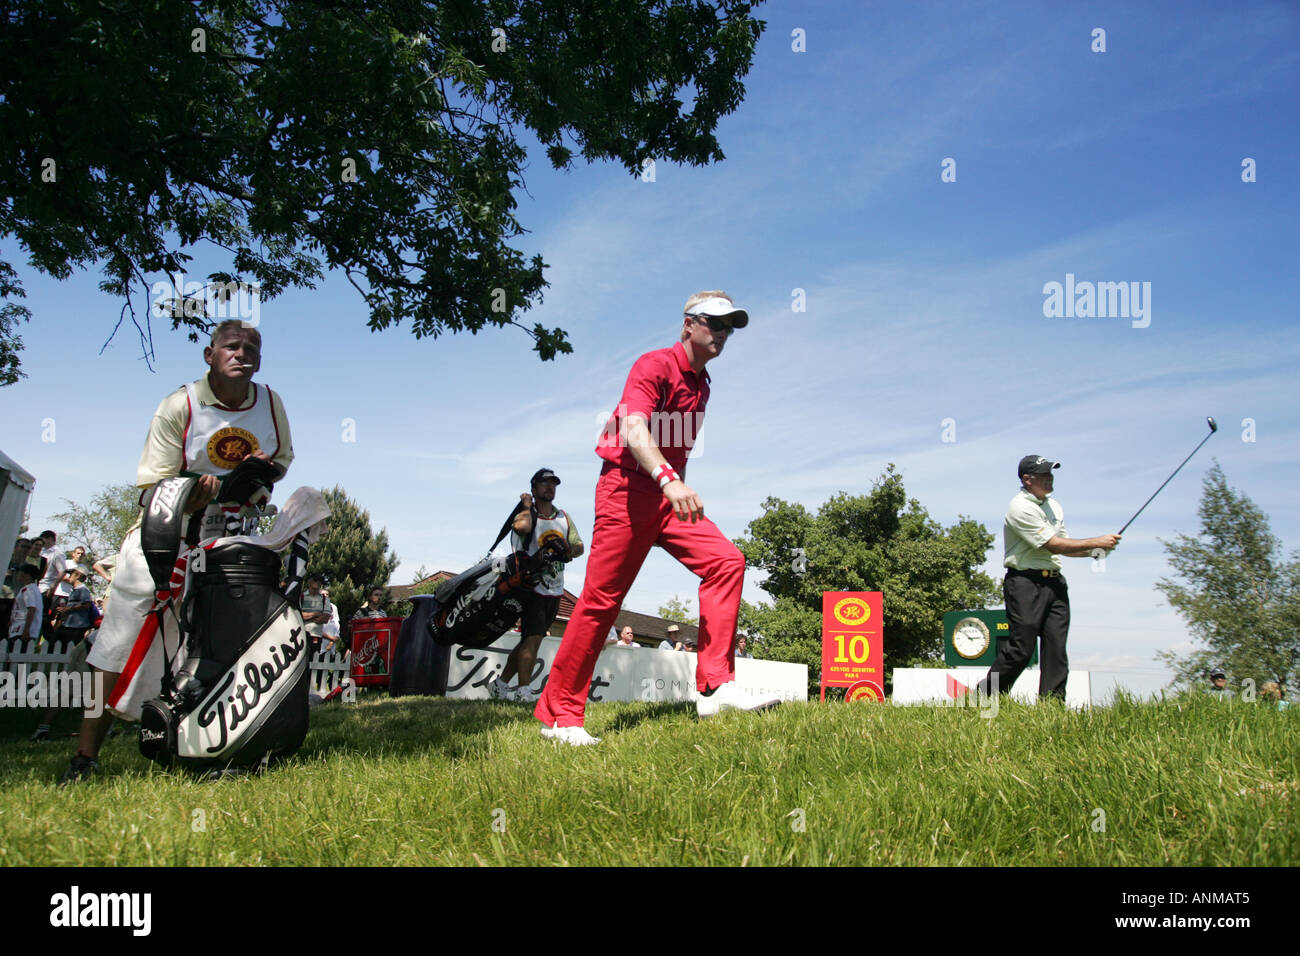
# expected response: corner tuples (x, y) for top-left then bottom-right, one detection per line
(540, 723), (602, 746)
(696, 681), (784, 719)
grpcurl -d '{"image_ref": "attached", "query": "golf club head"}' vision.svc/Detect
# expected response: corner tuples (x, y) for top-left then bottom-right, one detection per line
(1207, 416), (1217, 433)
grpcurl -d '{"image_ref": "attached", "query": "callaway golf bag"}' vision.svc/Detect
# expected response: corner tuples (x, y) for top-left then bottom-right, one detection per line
(428, 502), (570, 649)
(137, 460), (313, 771)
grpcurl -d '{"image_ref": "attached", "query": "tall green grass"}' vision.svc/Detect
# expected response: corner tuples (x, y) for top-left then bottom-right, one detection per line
(1, 694), (1294, 865)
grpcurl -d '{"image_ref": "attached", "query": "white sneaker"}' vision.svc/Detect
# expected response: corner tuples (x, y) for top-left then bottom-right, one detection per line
(540, 723), (601, 746)
(488, 677), (513, 700)
(696, 681), (784, 719)
(512, 685), (538, 703)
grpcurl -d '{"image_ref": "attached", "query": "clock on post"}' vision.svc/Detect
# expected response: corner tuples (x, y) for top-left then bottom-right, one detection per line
(943, 609), (1037, 667)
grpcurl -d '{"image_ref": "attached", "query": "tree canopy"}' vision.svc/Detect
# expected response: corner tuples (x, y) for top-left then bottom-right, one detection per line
(0, 0), (766, 384)
(307, 486), (400, 624)
(657, 595), (698, 625)
(734, 465), (1000, 685)
(49, 482), (141, 564)
(1156, 463), (1300, 697)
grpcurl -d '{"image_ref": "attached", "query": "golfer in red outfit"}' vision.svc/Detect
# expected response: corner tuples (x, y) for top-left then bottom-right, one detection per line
(535, 291), (783, 745)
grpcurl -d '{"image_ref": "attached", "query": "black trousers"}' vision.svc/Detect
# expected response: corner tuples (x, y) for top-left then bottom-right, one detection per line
(978, 570), (1070, 701)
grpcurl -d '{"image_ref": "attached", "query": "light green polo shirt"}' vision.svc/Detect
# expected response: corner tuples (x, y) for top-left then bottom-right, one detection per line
(1003, 488), (1066, 570)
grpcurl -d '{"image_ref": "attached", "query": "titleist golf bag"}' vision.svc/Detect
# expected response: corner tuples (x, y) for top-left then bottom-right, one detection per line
(427, 502), (569, 649)
(137, 463), (312, 772)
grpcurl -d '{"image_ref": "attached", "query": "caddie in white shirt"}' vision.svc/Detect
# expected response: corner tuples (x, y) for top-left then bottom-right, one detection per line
(488, 468), (584, 703)
(61, 320), (293, 785)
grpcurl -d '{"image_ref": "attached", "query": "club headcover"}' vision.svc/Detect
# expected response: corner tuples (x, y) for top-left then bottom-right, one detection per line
(141, 476), (202, 592)
(217, 456), (283, 508)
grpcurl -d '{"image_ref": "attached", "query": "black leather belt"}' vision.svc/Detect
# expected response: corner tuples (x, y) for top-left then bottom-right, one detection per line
(1007, 568), (1061, 578)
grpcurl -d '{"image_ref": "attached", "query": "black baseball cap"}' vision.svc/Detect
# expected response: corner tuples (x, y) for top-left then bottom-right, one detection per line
(1210, 668), (1226, 680)
(531, 468), (560, 487)
(1018, 455), (1061, 478)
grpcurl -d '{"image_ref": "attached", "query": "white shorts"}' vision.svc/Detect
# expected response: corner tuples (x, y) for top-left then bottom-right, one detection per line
(86, 528), (184, 721)
(85, 528), (154, 674)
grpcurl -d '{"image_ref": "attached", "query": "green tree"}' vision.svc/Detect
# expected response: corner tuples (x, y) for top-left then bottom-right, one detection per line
(389, 564), (443, 620)
(307, 486), (400, 625)
(734, 465), (1000, 689)
(0, 0), (765, 382)
(657, 595), (698, 625)
(49, 482), (141, 562)
(1156, 463), (1300, 696)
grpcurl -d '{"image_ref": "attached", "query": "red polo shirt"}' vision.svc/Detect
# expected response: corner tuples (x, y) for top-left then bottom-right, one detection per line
(596, 341), (710, 474)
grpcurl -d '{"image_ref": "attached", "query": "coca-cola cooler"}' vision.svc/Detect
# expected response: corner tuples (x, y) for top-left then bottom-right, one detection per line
(350, 616), (402, 687)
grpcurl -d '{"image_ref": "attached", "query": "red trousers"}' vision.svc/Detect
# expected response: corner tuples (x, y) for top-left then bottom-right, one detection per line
(534, 464), (744, 727)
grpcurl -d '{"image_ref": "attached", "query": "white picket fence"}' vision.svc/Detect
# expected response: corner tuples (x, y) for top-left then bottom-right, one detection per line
(1, 639), (76, 675)
(309, 648), (352, 695)
(1, 639), (352, 698)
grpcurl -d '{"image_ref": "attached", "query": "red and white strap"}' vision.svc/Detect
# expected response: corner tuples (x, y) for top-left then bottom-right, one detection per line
(652, 463), (681, 490)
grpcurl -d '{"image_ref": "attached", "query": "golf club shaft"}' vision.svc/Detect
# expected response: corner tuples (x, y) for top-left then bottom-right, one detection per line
(1118, 431), (1217, 534)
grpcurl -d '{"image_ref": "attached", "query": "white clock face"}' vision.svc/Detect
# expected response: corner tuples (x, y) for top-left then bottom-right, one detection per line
(953, 618), (991, 659)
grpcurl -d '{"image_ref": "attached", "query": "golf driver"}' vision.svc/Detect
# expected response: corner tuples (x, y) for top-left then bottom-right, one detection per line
(1118, 416), (1218, 535)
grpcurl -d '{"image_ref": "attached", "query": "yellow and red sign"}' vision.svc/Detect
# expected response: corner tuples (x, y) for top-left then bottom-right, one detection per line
(821, 591), (883, 702)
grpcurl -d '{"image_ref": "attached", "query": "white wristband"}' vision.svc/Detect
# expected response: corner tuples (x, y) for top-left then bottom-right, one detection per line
(652, 463), (681, 490)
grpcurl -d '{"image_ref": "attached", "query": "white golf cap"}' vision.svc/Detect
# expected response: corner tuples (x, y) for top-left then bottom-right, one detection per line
(686, 296), (749, 328)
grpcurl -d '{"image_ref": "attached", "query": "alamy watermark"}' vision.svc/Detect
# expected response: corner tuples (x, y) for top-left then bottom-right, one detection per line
(49, 886), (151, 936)
(596, 404), (707, 458)
(151, 274), (261, 327)
(0, 667), (104, 717)
(1042, 273), (1150, 329)
(896, 672), (1000, 718)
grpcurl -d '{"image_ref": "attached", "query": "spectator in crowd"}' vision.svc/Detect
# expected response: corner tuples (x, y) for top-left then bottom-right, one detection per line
(91, 552), (117, 586)
(24, 538), (46, 581)
(735, 633), (752, 659)
(1208, 668), (1233, 701)
(67, 545), (87, 570)
(49, 568), (97, 649)
(616, 626), (639, 648)
(301, 573), (335, 653)
(37, 530), (67, 599)
(351, 587), (387, 619)
(658, 623), (681, 651)
(0, 536), (29, 627)
(7, 565), (42, 643)
(1259, 681), (1289, 711)
(30, 575), (99, 743)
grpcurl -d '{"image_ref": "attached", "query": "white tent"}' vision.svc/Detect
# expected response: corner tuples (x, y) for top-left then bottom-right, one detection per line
(0, 449), (36, 556)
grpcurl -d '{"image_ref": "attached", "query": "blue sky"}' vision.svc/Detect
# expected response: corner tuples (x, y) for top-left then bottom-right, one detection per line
(4, 0), (1298, 698)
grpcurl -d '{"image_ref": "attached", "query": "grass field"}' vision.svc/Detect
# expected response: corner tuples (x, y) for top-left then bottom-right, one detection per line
(1, 693), (1295, 866)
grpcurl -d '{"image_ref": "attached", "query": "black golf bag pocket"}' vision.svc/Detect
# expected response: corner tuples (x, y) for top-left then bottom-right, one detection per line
(139, 699), (178, 766)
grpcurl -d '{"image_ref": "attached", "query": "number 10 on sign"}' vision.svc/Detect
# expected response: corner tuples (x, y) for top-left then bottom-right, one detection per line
(831, 633), (871, 663)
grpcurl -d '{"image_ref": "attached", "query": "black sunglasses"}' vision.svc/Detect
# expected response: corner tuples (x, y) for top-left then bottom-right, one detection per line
(686, 313), (735, 334)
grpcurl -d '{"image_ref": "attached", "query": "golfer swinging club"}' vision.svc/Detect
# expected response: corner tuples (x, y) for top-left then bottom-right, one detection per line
(977, 455), (1120, 702)
(533, 291), (783, 745)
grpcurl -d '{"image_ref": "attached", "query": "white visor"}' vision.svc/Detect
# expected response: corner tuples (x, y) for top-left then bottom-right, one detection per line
(686, 297), (749, 328)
